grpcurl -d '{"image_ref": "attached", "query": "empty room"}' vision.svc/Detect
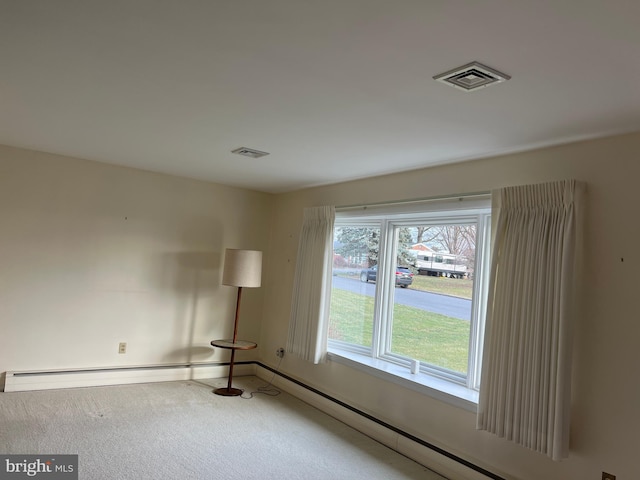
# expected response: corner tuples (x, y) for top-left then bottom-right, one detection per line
(1, 1), (639, 479)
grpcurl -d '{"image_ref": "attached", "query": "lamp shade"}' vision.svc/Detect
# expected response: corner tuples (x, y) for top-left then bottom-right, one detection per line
(222, 249), (262, 287)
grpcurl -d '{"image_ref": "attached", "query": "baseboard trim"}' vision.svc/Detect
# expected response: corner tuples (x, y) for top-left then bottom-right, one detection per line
(3, 362), (256, 392)
(255, 362), (509, 480)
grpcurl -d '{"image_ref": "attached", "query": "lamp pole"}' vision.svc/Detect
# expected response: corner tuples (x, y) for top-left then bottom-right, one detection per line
(225, 286), (243, 392)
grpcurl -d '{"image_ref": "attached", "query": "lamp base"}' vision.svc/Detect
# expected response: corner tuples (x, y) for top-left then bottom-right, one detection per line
(213, 387), (243, 397)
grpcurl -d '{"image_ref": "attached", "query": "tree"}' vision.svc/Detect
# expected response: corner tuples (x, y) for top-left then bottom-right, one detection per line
(335, 227), (379, 267)
(397, 227), (415, 266)
(432, 225), (477, 272)
(434, 225), (476, 256)
(415, 226), (438, 244)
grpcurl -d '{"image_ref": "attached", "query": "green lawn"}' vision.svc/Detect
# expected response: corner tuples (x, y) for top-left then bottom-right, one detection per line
(409, 275), (473, 299)
(328, 287), (374, 347)
(328, 288), (470, 374)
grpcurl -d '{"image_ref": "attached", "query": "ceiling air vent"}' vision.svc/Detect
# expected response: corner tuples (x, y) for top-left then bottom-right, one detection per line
(433, 62), (511, 92)
(231, 147), (270, 158)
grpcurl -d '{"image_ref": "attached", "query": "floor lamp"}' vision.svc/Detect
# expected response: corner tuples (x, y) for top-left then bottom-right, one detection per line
(211, 248), (262, 396)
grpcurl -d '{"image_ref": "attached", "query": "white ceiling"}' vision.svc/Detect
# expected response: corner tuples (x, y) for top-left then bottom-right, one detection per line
(2, 1), (640, 193)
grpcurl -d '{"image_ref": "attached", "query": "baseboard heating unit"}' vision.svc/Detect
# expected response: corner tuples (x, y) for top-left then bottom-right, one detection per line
(3, 362), (255, 392)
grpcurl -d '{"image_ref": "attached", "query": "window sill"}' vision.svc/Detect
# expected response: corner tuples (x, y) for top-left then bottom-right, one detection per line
(327, 349), (478, 412)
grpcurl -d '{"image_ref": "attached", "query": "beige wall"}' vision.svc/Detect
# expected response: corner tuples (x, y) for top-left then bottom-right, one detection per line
(0, 145), (273, 376)
(261, 132), (640, 480)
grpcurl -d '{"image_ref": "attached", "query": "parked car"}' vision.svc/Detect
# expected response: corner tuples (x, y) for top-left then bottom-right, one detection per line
(360, 265), (414, 288)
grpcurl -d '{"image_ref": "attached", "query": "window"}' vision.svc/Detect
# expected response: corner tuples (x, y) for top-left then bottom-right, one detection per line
(328, 197), (491, 402)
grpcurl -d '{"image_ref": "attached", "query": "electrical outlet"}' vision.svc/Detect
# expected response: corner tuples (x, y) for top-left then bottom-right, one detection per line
(118, 342), (127, 354)
(276, 347), (285, 358)
(602, 473), (616, 480)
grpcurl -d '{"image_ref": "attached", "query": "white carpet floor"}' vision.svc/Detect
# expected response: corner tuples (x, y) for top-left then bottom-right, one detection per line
(0, 376), (446, 479)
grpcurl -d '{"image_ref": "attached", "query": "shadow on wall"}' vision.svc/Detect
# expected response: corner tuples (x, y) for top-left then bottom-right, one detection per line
(0, 372), (5, 392)
(155, 251), (223, 365)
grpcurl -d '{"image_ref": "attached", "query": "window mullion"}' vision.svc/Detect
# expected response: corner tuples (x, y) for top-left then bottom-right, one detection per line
(381, 221), (399, 359)
(466, 215), (481, 388)
(467, 213), (490, 389)
(369, 219), (386, 358)
(372, 219), (395, 359)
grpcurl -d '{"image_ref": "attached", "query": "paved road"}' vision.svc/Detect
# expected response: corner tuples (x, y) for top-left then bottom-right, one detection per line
(332, 276), (471, 320)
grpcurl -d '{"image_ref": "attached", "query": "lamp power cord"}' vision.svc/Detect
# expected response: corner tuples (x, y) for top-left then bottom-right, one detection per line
(240, 356), (283, 399)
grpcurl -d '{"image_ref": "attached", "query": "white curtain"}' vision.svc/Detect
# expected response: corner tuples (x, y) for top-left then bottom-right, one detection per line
(286, 206), (335, 364)
(477, 180), (584, 460)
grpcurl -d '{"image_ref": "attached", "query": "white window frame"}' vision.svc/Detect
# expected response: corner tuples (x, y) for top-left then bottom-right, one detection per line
(327, 196), (491, 408)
